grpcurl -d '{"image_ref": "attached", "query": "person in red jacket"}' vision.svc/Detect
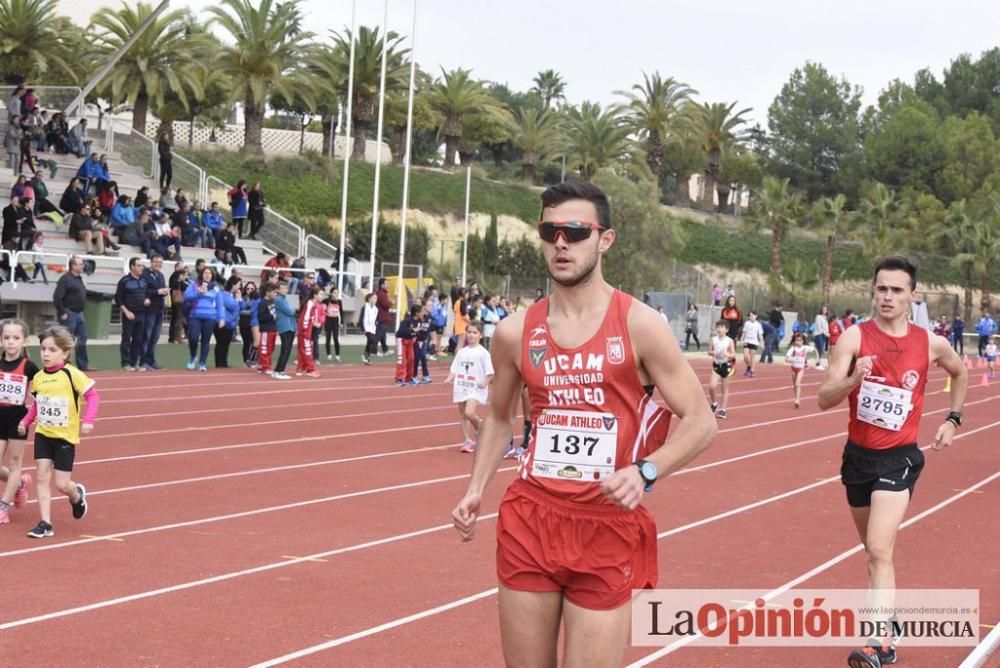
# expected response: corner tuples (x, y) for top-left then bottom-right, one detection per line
(294, 286), (320, 378)
(375, 277), (393, 356)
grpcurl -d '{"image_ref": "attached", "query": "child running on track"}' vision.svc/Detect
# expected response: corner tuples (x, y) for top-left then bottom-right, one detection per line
(708, 319), (736, 419)
(18, 325), (99, 538)
(0, 319), (39, 526)
(446, 321), (493, 452)
(784, 331), (818, 408)
(740, 310), (764, 377)
(394, 305), (419, 386)
(985, 335), (997, 379)
(294, 285), (320, 378)
(413, 304), (432, 384)
(256, 283), (278, 375)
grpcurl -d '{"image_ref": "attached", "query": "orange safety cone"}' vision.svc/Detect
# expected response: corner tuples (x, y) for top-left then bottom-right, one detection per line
(944, 376), (951, 393)
(979, 373), (991, 388)
(965, 357), (974, 370)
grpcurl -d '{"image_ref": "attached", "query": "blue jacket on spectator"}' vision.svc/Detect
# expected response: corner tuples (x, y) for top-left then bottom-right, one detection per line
(249, 296), (261, 327)
(110, 203), (136, 228)
(114, 274), (149, 314)
(183, 281), (225, 321)
(76, 157), (109, 182)
(221, 292), (241, 330)
(275, 293), (296, 333)
(204, 210), (225, 232)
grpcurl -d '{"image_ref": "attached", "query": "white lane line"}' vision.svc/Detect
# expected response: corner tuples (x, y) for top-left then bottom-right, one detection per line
(0, 469), (515, 560)
(247, 420), (1000, 667)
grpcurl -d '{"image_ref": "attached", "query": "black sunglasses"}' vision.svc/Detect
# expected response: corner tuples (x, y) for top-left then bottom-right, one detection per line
(537, 220), (604, 244)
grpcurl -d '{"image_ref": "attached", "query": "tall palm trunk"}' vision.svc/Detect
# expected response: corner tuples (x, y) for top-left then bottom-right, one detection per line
(646, 130), (664, 178)
(822, 234), (836, 305)
(459, 149), (475, 166)
(188, 113), (196, 148)
(390, 127), (406, 165)
(770, 225), (783, 295)
(352, 121), (369, 160)
(674, 174), (690, 207)
(132, 93), (149, 134)
(320, 115), (336, 157)
(299, 114), (307, 155)
(243, 92), (263, 154)
(701, 148), (720, 211)
(443, 134), (459, 169)
(964, 265), (974, 322)
(522, 151), (537, 182)
(716, 183), (731, 213)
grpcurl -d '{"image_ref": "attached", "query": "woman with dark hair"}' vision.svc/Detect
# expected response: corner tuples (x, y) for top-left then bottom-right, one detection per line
(59, 178), (84, 214)
(134, 185), (150, 209)
(684, 303), (701, 350)
(168, 262), (190, 343)
(228, 179), (248, 238)
(247, 181), (266, 240)
(214, 276), (242, 368)
(183, 266), (224, 372)
(721, 294), (743, 341)
(157, 131), (173, 189)
(239, 281), (259, 367)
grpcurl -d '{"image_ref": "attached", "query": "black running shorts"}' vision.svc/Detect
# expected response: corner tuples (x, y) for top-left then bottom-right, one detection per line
(712, 362), (731, 378)
(840, 441), (924, 508)
(34, 434), (77, 472)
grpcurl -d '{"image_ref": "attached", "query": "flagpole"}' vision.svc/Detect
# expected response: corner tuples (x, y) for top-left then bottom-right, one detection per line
(395, 0), (418, 329)
(461, 166), (470, 287)
(336, 0), (357, 294)
(366, 0), (390, 294)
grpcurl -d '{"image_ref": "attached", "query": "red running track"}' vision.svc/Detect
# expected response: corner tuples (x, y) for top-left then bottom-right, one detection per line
(0, 359), (997, 667)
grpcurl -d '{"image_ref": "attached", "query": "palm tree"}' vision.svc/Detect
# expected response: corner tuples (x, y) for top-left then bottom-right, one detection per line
(938, 201), (977, 321)
(691, 101), (752, 211)
(0, 0), (74, 84)
(812, 194), (853, 304)
(427, 67), (494, 169)
(561, 102), (630, 181)
(305, 43), (343, 157)
(207, 0), (317, 153)
(531, 69), (566, 110)
(615, 72), (695, 180)
(854, 182), (908, 263)
(459, 103), (513, 166)
(509, 107), (558, 181)
(89, 2), (205, 134)
(330, 25), (408, 160)
(970, 197), (1000, 310)
(745, 176), (804, 297)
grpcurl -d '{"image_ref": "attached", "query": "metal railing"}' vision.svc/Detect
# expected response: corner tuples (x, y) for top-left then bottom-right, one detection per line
(105, 118), (206, 203)
(304, 233), (338, 261)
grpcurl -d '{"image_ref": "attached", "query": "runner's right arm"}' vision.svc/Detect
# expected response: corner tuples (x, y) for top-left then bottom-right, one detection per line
(452, 313), (524, 541)
(817, 326), (873, 409)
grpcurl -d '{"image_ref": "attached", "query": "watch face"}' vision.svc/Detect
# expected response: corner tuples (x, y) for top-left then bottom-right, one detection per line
(641, 462), (657, 480)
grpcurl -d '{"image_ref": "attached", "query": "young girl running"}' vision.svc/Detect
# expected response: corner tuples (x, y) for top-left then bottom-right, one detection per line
(985, 335), (998, 380)
(445, 321), (493, 452)
(741, 310), (764, 377)
(361, 292), (378, 365)
(18, 326), (99, 538)
(0, 319), (39, 526)
(785, 331), (819, 408)
(708, 319), (736, 419)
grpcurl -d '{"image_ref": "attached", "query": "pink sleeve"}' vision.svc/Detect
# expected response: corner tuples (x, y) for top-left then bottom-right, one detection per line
(81, 386), (100, 424)
(21, 402), (37, 425)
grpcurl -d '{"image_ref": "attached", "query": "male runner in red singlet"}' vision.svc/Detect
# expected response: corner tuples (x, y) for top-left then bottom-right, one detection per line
(451, 181), (717, 667)
(818, 256), (967, 668)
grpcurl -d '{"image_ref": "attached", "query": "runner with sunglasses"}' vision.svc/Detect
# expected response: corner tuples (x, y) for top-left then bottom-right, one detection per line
(452, 181), (717, 667)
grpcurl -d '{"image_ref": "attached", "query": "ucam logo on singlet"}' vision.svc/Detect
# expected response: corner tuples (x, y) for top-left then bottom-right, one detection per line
(606, 336), (626, 365)
(902, 369), (920, 390)
(529, 325), (548, 367)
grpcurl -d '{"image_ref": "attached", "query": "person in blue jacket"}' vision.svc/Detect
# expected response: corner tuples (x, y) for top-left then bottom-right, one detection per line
(228, 180), (249, 239)
(109, 194), (137, 240)
(214, 276), (243, 368)
(240, 281), (259, 368)
(75, 153), (109, 196)
(272, 281), (296, 380)
(203, 201), (226, 248)
(183, 266), (225, 372)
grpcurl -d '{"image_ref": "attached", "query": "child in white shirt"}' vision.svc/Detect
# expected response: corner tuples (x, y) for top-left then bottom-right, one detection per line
(446, 321), (494, 452)
(785, 331), (819, 408)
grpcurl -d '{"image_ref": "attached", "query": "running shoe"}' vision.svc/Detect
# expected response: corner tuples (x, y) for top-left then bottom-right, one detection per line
(847, 643), (896, 667)
(186, 358), (196, 370)
(710, 401), (719, 415)
(363, 356), (371, 366)
(428, 355), (438, 361)
(335, 355), (341, 362)
(306, 371), (321, 378)
(395, 380), (407, 387)
(421, 377), (432, 384)
(794, 400), (800, 409)
(137, 365), (148, 372)
(0, 505), (8, 524)
(295, 371), (304, 377)
(122, 365), (136, 372)
(198, 365), (207, 372)
(327, 354), (333, 361)
(71, 484), (87, 519)
(716, 409), (727, 420)
(26, 520), (53, 538)
(409, 379), (420, 386)
(272, 373), (291, 380)
(503, 440), (517, 459)
(460, 439), (476, 453)
(514, 446), (527, 458)
(14, 473), (31, 508)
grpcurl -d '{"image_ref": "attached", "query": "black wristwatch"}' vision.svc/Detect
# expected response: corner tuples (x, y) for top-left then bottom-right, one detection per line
(946, 411), (963, 428)
(635, 459), (658, 492)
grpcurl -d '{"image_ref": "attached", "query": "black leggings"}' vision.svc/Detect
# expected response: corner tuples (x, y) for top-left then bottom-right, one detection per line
(685, 328), (700, 350)
(364, 332), (377, 357)
(240, 324), (256, 364)
(159, 157), (172, 188)
(275, 331), (294, 372)
(233, 217), (246, 238)
(325, 318), (341, 356)
(214, 326), (234, 367)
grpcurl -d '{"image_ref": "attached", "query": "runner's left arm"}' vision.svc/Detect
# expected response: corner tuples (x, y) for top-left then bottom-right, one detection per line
(930, 332), (967, 450)
(631, 303), (717, 477)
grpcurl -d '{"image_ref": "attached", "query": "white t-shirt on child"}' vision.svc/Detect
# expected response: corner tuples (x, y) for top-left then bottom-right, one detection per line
(451, 344), (494, 404)
(786, 344), (816, 370)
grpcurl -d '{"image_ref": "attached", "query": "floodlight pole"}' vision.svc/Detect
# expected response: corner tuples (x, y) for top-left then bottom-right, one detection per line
(336, 0), (358, 294)
(366, 0), (391, 294)
(394, 0), (418, 329)
(461, 166), (471, 287)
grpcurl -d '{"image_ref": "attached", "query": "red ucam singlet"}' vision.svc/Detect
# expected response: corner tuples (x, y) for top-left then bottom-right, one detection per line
(519, 290), (672, 504)
(847, 320), (929, 450)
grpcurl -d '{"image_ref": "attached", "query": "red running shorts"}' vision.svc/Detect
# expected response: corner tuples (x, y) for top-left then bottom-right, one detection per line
(495, 479), (658, 611)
